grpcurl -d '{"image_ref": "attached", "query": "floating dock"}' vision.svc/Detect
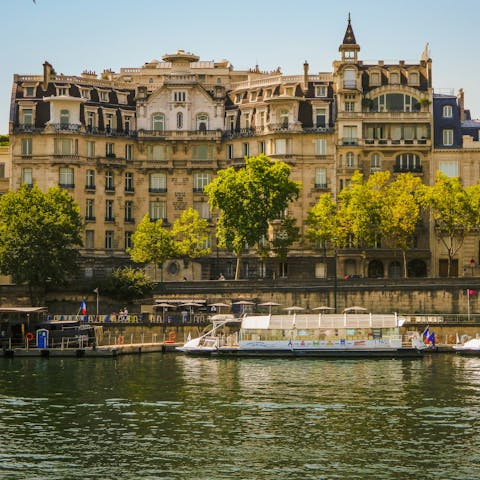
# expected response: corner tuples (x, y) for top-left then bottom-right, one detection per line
(1, 342), (181, 358)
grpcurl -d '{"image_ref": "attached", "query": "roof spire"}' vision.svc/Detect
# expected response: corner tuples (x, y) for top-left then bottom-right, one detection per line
(342, 13), (357, 45)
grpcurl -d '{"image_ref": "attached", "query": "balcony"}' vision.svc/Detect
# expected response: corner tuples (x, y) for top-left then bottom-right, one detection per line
(138, 129), (221, 141)
(149, 188), (167, 194)
(124, 187), (135, 193)
(124, 217), (135, 224)
(363, 138), (430, 147)
(85, 184), (96, 191)
(105, 186), (115, 193)
(14, 124), (42, 133)
(53, 123), (81, 132)
(393, 165), (423, 173)
(342, 138), (358, 146)
(315, 183), (328, 190)
(193, 187), (205, 193)
(58, 183), (75, 189)
(105, 216), (115, 222)
(85, 216), (96, 222)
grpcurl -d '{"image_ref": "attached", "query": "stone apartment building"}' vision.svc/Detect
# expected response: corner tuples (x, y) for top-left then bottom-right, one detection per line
(7, 17), (480, 281)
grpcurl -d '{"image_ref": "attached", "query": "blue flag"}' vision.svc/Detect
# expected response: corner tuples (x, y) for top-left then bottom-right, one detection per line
(80, 299), (87, 315)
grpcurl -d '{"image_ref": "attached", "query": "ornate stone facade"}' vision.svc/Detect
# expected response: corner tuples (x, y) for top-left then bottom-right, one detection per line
(8, 19), (480, 281)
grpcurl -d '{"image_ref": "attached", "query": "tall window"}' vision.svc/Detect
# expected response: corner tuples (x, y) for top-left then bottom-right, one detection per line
(125, 172), (134, 192)
(258, 141), (265, 154)
(54, 138), (75, 155)
(389, 72), (400, 84)
(152, 114), (165, 131)
(105, 170), (115, 191)
(85, 230), (94, 249)
(59, 167), (74, 187)
(125, 144), (133, 161)
(148, 145), (168, 161)
(149, 172), (167, 193)
(124, 201), (134, 222)
(443, 129), (454, 146)
(439, 161), (458, 177)
(315, 168), (327, 188)
(106, 143), (115, 156)
(227, 144), (234, 160)
(196, 113), (208, 131)
(371, 154), (381, 171)
(149, 201), (166, 221)
(86, 199), (95, 220)
(193, 173), (211, 192)
(173, 91), (186, 102)
(60, 109), (70, 126)
(22, 168), (33, 186)
(343, 69), (356, 89)
(395, 153), (421, 172)
(345, 152), (355, 168)
(105, 200), (114, 221)
(315, 85), (327, 97)
(0, 163), (5, 179)
(242, 143), (249, 157)
(315, 139), (327, 155)
(22, 109), (33, 125)
(370, 72), (381, 86)
(125, 231), (133, 250)
(86, 141), (95, 158)
(177, 112), (183, 129)
(105, 231), (114, 249)
(86, 169), (95, 189)
(193, 202), (211, 220)
(443, 105), (453, 118)
(343, 126), (358, 145)
(408, 72), (419, 85)
(279, 110), (289, 128)
(273, 138), (286, 155)
(21, 138), (32, 155)
(315, 109), (327, 128)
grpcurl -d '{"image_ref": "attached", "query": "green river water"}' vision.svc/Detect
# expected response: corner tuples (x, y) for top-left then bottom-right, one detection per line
(0, 353), (479, 479)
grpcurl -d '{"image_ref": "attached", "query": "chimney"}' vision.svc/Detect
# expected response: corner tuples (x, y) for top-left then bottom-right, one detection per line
(458, 88), (465, 123)
(303, 60), (309, 93)
(43, 61), (53, 89)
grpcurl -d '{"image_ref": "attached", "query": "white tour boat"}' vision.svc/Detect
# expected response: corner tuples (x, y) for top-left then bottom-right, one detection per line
(177, 312), (427, 358)
(452, 337), (480, 355)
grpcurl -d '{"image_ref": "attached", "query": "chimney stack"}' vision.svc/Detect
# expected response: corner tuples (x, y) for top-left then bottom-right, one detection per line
(458, 88), (465, 123)
(303, 60), (309, 93)
(43, 61), (53, 89)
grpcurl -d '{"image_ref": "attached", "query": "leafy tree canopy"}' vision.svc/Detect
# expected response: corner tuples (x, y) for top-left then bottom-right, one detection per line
(102, 267), (154, 301)
(205, 154), (300, 278)
(0, 184), (83, 299)
(171, 208), (211, 260)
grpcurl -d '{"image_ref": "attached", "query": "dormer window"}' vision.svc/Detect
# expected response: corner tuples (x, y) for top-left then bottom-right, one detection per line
(265, 89), (272, 99)
(370, 72), (381, 86)
(235, 93), (242, 103)
(284, 87), (294, 96)
(250, 91), (257, 102)
(408, 72), (419, 86)
(152, 113), (165, 131)
(117, 92), (128, 104)
(315, 85), (327, 97)
(173, 91), (186, 102)
(60, 109), (70, 126)
(23, 85), (36, 97)
(98, 90), (110, 102)
(389, 72), (400, 85)
(80, 88), (91, 99)
(56, 86), (69, 96)
(196, 113), (208, 131)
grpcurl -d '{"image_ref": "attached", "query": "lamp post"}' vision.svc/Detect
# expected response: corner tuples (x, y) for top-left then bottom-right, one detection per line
(470, 258), (476, 276)
(333, 238), (338, 313)
(93, 288), (99, 319)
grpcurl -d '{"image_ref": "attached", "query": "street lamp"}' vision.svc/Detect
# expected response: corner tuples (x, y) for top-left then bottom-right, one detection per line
(333, 237), (338, 313)
(93, 287), (99, 319)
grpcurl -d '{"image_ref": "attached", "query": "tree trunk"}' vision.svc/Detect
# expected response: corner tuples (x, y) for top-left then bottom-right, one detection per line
(235, 255), (241, 280)
(402, 249), (408, 278)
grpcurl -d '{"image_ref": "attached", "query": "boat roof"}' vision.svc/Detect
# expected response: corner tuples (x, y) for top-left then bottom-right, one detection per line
(0, 307), (47, 313)
(241, 313), (403, 330)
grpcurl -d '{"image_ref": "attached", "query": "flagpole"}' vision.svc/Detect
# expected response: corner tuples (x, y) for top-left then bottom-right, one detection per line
(467, 289), (471, 321)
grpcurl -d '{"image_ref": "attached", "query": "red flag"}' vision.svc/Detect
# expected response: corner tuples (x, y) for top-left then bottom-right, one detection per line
(468, 289), (477, 296)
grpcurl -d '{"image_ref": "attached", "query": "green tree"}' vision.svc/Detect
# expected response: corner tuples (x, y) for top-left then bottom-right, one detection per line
(306, 193), (338, 247)
(0, 184), (83, 302)
(381, 173), (423, 277)
(270, 216), (300, 276)
(171, 208), (211, 265)
(205, 154), (300, 279)
(419, 172), (477, 277)
(129, 214), (176, 281)
(336, 171), (388, 250)
(103, 267), (154, 301)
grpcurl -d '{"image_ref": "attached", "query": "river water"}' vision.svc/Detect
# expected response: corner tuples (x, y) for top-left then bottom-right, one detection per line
(0, 353), (479, 479)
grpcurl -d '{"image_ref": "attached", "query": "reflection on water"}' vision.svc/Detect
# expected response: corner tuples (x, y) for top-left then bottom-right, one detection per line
(0, 355), (479, 479)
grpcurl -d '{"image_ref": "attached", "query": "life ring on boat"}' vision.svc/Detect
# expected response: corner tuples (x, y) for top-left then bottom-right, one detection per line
(117, 336), (124, 344)
(165, 331), (177, 344)
(25, 332), (34, 342)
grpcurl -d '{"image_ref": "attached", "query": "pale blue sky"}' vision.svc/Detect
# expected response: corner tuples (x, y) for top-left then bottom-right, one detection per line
(2, 0), (480, 133)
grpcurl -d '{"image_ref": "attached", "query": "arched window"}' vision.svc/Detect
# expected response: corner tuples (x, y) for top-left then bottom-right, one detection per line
(196, 113), (208, 131)
(443, 105), (453, 118)
(177, 112), (183, 129)
(346, 152), (355, 168)
(395, 153), (421, 172)
(152, 114), (165, 131)
(60, 109), (70, 127)
(368, 260), (384, 278)
(388, 261), (402, 279)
